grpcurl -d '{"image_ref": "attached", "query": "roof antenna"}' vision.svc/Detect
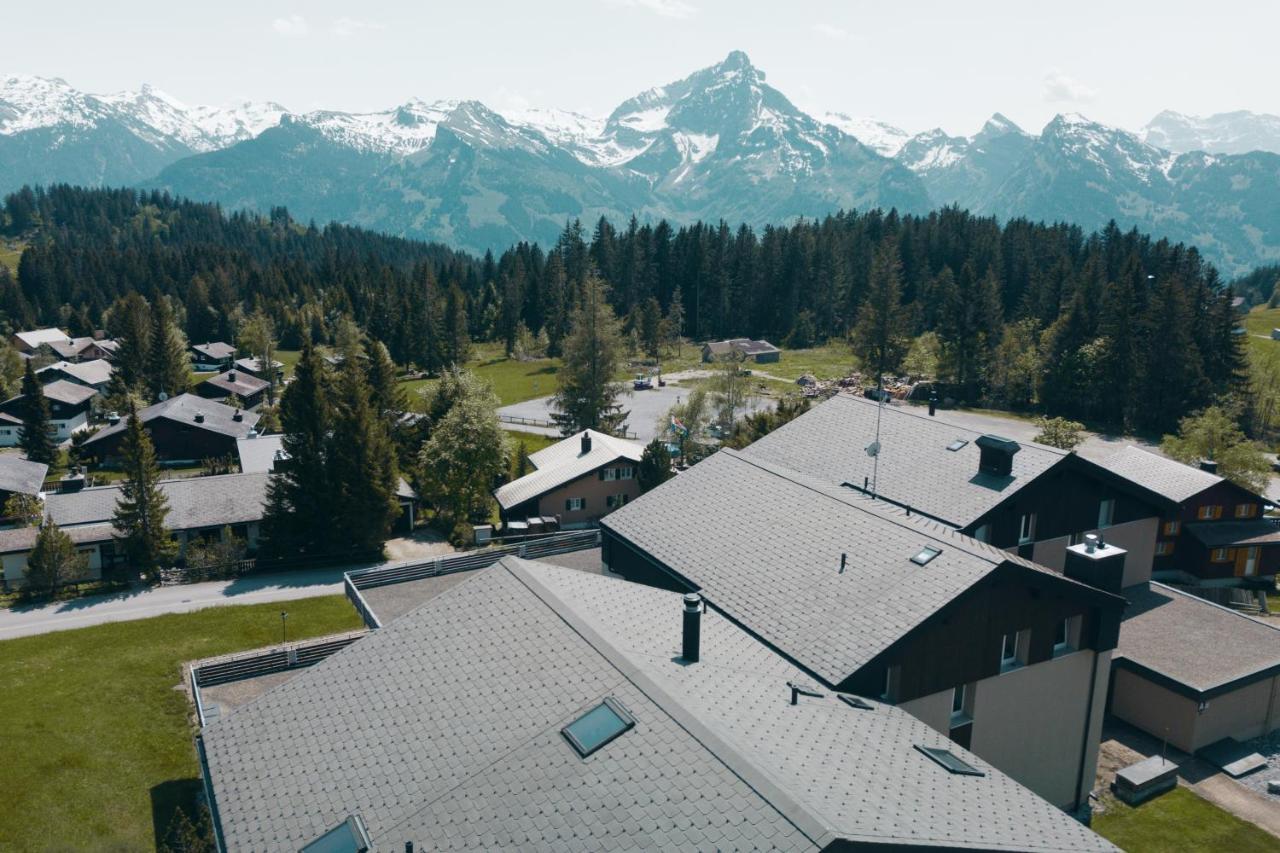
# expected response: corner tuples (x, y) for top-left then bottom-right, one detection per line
(867, 374), (886, 498)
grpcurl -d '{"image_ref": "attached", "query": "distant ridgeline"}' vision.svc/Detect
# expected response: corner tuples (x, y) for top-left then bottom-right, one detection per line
(0, 185), (1247, 433)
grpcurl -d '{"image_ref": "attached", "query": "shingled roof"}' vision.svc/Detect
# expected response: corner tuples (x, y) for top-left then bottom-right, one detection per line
(1100, 445), (1234, 504)
(37, 359), (112, 388)
(741, 394), (1068, 527)
(0, 454), (48, 496)
(46, 472), (270, 531)
(199, 369), (270, 398)
(1117, 582), (1280, 696)
(200, 558), (1115, 852)
(85, 394), (259, 447)
(600, 448), (1114, 687)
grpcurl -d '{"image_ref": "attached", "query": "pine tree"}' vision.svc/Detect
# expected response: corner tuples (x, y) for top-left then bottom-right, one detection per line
(112, 411), (176, 573)
(637, 439), (673, 493)
(261, 344), (333, 563)
(444, 284), (471, 366)
(17, 361), (55, 464)
(550, 274), (629, 436)
(25, 520), (88, 596)
(851, 239), (911, 384)
(107, 292), (151, 392)
(639, 297), (663, 358)
(665, 286), (685, 357)
(147, 295), (190, 401)
(328, 355), (401, 556)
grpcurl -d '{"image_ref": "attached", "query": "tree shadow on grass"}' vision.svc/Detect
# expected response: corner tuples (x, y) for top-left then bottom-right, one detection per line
(151, 777), (207, 851)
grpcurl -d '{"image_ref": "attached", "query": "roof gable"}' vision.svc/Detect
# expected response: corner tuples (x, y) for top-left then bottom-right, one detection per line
(1101, 445), (1253, 504)
(600, 449), (1098, 685)
(497, 429), (644, 510)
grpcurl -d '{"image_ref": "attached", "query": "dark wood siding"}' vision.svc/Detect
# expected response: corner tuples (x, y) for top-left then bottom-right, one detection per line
(88, 417), (241, 464)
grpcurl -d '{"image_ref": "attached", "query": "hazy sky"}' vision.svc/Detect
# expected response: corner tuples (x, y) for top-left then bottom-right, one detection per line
(5, 0), (1275, 136)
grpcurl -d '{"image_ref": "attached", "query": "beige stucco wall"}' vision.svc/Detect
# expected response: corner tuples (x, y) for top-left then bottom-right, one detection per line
(1110, 669), (1199, 752)
(898, 650), (1109, 808)
(970, 649), (1109, 808)
(534, 468), (641, 528)
(1112, 667), (1280, 753)
(1032, 517), (1157, 588)
(898, 688), (953, 734)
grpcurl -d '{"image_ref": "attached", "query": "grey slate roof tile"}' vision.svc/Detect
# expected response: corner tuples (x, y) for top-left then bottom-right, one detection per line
(600, 447), (1078, 686)
(741, 393), (1065, 526)
(203, 558), (1114, 852)
(0, 454), (48, 496)
(1100, 445), (1228, 503)
(45, 471), (269, 530)
(85, 393), (259, 446)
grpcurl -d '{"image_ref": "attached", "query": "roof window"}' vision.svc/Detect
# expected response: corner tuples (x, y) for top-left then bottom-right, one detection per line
(838, 694), (874, 710)
(562, 697), (635, 757)
(910, 545), (942, 566)
(946, 439), (968, 451)
(916, 745), (985, 776)
(300, 814), (372, 853)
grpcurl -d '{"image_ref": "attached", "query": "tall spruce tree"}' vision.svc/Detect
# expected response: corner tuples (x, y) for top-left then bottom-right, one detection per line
(328, 353), (401, 557)
(444, 284), (471, 366)
(851, 239), (911, 384)
(147, 295), (190, 401)
(260, 343), (333, 563)
(17, 361), (55, 464)
(551, 274), (629, 435)
(25, 520), (88, 595)
(112, 410), (176, 573)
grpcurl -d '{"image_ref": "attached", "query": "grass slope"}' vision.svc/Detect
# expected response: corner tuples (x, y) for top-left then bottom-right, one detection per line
(0, 596), (362, 851)
(1092, 788), (1279, 852)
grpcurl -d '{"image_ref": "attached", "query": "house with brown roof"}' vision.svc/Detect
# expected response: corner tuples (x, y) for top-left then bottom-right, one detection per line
(36, 359), (113, 393)
(190, 342), (237, 371)
(195, 369), (270, 410)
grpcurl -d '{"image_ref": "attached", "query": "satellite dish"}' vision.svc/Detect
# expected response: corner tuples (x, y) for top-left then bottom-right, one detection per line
(865, 441), (880, 458)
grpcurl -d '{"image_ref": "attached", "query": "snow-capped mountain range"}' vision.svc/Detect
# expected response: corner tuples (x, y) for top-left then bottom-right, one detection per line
(3, 56), (1280, 274)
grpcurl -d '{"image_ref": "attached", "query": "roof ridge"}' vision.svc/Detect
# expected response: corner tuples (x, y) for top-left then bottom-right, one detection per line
(831, 394), (1069, 457)
(502, 557), (833, 848)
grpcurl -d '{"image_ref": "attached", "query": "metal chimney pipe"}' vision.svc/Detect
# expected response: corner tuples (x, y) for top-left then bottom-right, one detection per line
(928, 389), (938, 417)
(682, 593), (702, 663)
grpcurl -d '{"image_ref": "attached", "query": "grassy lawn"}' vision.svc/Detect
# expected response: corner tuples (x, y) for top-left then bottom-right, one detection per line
(735, 342), (857, 382)
(0, 241), (22, 273)
(400, 342), (563, 410)
(1243, 305), (1280, 338)
(504, 429), (559, 455)
(1092, 788), (1279, 852)
(0, 595), (362, 851)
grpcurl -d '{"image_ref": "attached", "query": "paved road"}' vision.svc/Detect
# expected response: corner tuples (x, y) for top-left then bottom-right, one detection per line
(0, 567), (349, 641)
(498, 372), (772, 442)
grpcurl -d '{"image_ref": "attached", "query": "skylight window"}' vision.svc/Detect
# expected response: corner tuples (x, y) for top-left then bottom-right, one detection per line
(838, 694), (874, 710)
(301, 814), (372, 853)
(562, 697), (635, 757)
(946, 439), (968, 452)
(911, 545), (943, 566)
(916, 745), (985, 776)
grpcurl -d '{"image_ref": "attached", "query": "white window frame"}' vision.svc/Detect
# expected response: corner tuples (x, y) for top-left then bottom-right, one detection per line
(973, 524), (991, 543)
(949, 684), (972, 727)
(565, 497), (585, 512)
(1018, 512), (1036, 545)
(1053, 615), (1081, 657)
(617, 465), (635, 480)
(1098, 498), (1115, 529)
(1000, 630), (1028, 673)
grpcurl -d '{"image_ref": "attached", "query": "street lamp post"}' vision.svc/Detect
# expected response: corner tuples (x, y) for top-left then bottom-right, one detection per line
(280, 610), (288, 646)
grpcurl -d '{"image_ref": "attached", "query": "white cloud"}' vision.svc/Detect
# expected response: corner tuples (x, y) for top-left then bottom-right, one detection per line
(1042, 68), (1097, 104)
(272, 15), (309, 38)
(331, 17), (386, 38)
(813, 23), (849, 41)
(605, 0), (697, 19)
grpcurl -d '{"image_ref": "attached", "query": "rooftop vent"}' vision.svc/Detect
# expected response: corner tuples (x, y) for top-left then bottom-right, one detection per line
(1200, 459), (1218, 474)
(682, 592), (701, 663)
(911, 545), (942, 566)
(227, 370), (237, 382)
(946, 439), (968, 452)
(581, 431), (592, 455)
(194, 412), (205, 424)
(975, 434), (1020, 477)
(787, 681), (825, 706)
(562, 697), (635, 757)
(916, 744), (985, 776)
(232, 411), (244, 422)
